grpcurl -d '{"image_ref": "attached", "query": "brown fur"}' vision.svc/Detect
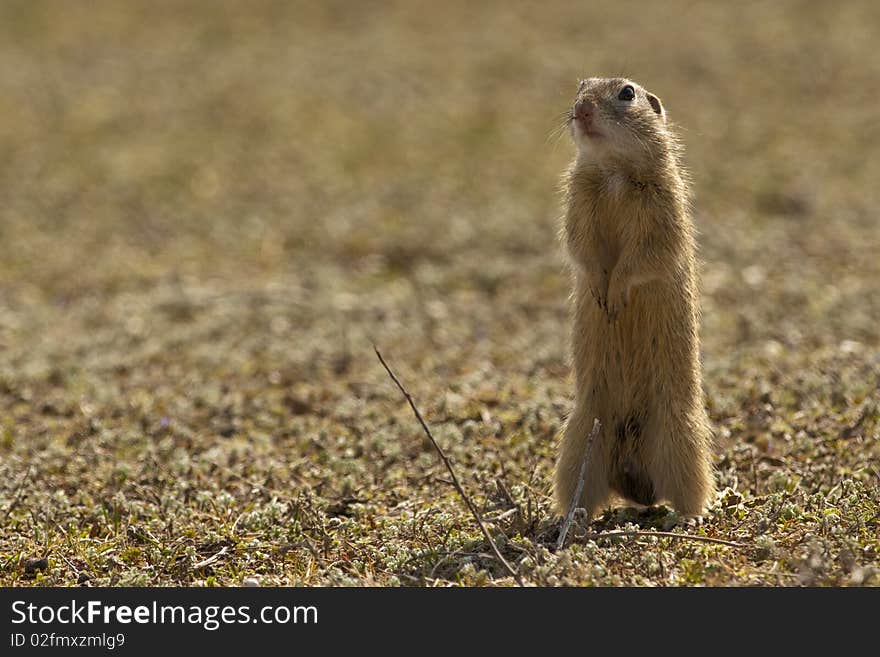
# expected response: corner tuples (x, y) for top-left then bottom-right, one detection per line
(554, 77), (715, 518)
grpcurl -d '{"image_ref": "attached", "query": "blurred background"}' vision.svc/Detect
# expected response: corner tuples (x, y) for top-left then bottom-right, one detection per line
(0, 1), (878, 586)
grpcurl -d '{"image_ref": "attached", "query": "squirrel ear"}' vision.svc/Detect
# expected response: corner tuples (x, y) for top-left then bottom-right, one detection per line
(646, 93), (665, 119)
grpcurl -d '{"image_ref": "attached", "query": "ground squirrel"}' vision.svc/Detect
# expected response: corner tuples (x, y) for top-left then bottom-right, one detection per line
(554, 77), (715, 519)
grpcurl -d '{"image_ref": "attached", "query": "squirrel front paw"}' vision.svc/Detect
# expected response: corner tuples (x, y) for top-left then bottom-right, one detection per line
(590, 285), (607, 311)
(605, 281), (629, 321)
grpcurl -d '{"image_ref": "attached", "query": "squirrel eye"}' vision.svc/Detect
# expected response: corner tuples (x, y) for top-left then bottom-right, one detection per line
(618, 85), (635, 101)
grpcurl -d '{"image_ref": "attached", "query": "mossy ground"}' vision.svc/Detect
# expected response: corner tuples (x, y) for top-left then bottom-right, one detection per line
(1, 0), (878, 586)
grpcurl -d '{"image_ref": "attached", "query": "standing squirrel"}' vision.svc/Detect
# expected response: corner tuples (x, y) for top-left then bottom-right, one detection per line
(554, 77), (715, 519)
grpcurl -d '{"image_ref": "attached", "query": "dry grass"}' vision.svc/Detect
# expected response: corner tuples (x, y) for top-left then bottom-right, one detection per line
(0, 0), (878, 586)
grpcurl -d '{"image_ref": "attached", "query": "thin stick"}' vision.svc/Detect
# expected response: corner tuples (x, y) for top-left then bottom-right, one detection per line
(192, 546), (228, 570)
(581, 530), (743, 548)
(374, 346), (523, 586)
(2, 466), (32, 522)
(556, 418), (600, 551)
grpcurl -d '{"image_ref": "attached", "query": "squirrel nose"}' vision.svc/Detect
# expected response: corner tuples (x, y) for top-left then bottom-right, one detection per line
(574, 99), (593, 120)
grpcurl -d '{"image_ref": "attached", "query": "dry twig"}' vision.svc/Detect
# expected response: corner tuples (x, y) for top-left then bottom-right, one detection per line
(192, 546), (228, 570)
(2, 466), (33, 522)
(580, 529), (744, 548)
(556, 418), (600, 550)
(374, 346), (523, 586)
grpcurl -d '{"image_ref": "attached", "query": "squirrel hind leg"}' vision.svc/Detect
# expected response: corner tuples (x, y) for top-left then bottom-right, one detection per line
(553, 412), (610, 517)
(648, 425), (716, 516)
(667, 473), (715, 517)
(553, 463), (610, 519)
